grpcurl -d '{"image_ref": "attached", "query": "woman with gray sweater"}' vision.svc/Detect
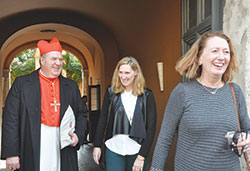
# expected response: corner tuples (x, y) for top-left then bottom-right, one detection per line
(150, 32), (250, 171)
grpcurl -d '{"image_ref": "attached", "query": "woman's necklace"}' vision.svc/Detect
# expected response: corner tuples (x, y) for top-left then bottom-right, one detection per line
(201, 84), (219, 94)
(198, 78), (221, 95)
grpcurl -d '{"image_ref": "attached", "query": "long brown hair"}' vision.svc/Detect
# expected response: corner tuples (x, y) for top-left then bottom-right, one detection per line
(175, 32), (238, 82)
(111, 56), (145, 95)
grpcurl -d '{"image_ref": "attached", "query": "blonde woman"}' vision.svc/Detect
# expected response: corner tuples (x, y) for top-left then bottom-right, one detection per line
(93, 56), (157, 171)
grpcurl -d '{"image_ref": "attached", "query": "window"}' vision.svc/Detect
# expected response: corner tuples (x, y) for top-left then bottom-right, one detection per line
(181, 0), (224, 54)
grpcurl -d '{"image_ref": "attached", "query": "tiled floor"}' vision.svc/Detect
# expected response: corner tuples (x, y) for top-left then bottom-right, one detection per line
(0, 143), (158, 171)
(0, 143), (103, 171)
(78, 143), (104, 171)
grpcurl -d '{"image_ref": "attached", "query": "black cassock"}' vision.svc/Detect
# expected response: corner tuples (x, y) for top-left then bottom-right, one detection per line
(1, 70), (88, 171)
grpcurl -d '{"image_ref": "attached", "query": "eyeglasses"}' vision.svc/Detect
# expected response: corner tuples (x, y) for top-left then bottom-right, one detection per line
(228, 130), (249, 157)
(127, 56), (133, 64)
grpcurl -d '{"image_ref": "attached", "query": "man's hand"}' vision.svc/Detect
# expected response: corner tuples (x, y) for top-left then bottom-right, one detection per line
(69, 132), (79, 147)
(93, 147), (101, 165)
(6, 156), (20, 170)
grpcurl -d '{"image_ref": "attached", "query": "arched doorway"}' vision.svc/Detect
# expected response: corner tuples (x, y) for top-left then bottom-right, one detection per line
(0, 9), (121, 118)
(1, 23), (105, 108)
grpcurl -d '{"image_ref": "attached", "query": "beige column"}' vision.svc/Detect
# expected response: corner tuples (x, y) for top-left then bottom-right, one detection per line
(2, 69), (10, 107)
(35, 48), (67, 76)
(35, 48), (40, 69)
(83, 68), (89, 96)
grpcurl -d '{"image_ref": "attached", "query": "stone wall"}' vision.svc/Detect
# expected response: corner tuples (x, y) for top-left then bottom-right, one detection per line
(224, 0), (250, 110)
(224, 1), (250, 170)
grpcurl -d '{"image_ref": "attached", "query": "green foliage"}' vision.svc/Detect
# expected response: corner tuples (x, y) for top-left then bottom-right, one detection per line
(10, 49), (35, 85)
(10, 49), (82, 85)
(63, 52), (82, 83)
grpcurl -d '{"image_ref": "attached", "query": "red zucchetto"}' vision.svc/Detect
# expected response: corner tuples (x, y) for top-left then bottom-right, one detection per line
(37, 37), (62, 55)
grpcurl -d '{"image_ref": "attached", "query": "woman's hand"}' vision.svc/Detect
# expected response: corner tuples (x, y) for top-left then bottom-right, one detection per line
(93, 147), (102, 165)
(132, 155), (144, 171)
(235, 132), (250, 152)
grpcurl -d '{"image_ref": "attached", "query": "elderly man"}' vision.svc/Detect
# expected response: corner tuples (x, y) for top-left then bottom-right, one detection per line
(1, 37), (88, 171)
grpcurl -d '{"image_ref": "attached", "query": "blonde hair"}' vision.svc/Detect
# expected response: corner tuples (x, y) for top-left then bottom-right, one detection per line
(175, 31), (238, 82)
(111, 56), (145, 95)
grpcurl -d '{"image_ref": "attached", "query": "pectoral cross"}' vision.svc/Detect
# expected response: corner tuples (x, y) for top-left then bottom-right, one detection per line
(51, 98), (60, 112)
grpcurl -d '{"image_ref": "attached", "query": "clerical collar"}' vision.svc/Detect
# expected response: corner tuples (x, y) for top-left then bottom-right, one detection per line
(39, 69), (58, 81)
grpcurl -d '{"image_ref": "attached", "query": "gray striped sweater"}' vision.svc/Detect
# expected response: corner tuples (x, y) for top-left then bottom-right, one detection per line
(150, 79), (250, 171)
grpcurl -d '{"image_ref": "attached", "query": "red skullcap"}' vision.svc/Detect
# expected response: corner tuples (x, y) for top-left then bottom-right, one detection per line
(37, 37), (62, 55)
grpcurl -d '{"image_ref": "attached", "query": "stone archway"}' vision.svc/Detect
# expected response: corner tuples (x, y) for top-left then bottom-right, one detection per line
(1, 23), (105, 109)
